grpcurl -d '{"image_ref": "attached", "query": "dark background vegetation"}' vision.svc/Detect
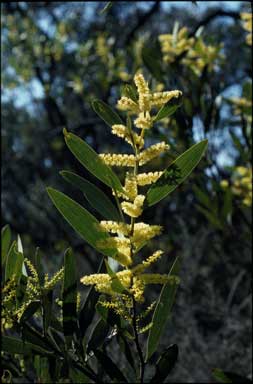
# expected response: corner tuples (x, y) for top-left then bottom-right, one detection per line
(1, 1), (252, 382)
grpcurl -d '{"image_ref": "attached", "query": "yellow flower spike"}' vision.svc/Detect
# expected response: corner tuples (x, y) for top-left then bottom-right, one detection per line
(139, 142), (170, 166)
(111, 124), (144, 147)
(117, 96), (140, 113)
(99, 153), (136, 167)
(151, 90), (182, 107)
(121, 195), (145, 218)
(132, 250), (164, 274)
(124, 173), (138, 201)
(136, 171), (163, 186)
(130, 277), (145, 302)
(44, 267), (64, 290)
(134, 73), (150, 96)
(134, 112), (153, 129)
(131, 225), (163, 249)
(99, 221), (129, 236)
(139, 274), (180, 285)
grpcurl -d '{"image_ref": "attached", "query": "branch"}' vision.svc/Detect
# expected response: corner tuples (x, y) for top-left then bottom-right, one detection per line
(124, 1), (160, 45)
(189, 9), (241, 37)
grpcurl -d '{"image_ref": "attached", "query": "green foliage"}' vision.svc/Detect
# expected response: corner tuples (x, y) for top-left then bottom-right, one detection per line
(63, 129), (123, 192)
(47, 187), (117, 258)
(146, 256), (181, 361)
(146, 140), (208, 207)
(60, 170), (121, 221)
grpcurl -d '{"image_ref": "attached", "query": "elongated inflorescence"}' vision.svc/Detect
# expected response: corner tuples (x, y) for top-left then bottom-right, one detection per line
(81, 72), (182, 312)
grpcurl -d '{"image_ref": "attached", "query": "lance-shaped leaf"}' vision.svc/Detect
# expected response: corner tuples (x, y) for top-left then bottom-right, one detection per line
(100, 1), (113, 14)
(60, 170), (120, 221)
(62, 248), (78, 342)
(92, 99), (123, 127)
(79, 259), (104, 338)
(94, 349), (127, 383)
(153, 102), (181, 123)
(87, 318), (110, 353)
(47, 188), (117, 258)
(142, 44), (164, 82)
(19, 301), (41, 324)
(146, 257), (181, 361)
(1, 224), (11, 265)
(150, 344), (178, 383)
(5, 241), (23, 283)
(122, 84), (138, 103)
(63, 129), (123, 192)
(146, 140), (208, 207)
(2, 336), (53, 356)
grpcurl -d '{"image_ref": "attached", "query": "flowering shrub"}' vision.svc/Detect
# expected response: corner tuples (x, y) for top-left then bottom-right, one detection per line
(1, 71), (208, 383)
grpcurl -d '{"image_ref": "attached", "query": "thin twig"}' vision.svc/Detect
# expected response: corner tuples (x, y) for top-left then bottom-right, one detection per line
(132, 296), (146, 383)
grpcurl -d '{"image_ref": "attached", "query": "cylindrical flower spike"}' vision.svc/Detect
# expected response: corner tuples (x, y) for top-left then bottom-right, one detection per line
(139, 142), (170, 166)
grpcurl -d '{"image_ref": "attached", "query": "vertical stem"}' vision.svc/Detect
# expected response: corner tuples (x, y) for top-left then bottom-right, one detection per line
(132, 296), (146, 383)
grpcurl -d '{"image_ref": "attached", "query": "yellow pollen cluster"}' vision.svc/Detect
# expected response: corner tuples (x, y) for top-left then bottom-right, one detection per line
(151, 90), (182, 107)
(221, 166), (252, 207)
(241, 12), (252, 45)
(117, 96), (140, 113)
(99, 153), (136, 167)
(139, 142), (170, 166)
(121, 194), (145, 218)
(99, 221), (129, 236)
(136, 171), (163, 186)
(111, 124), (144, 148)
(133, 250), (164, 274)
(134, 112), (153, 129)
(131, 225), (163, 249)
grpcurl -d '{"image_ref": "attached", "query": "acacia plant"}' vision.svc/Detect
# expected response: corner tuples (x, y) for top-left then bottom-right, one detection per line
(2, 72), (208, 383)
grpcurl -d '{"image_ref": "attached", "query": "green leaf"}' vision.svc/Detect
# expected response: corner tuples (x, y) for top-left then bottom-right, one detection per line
(62, 247), (78, 342)
(34, 356), (52, 384)
(150, 344), (178, 383)
(78, 259), (104, 338)
(87, 318), (110, 353)
(153, 102), (182, 123)
(193, 185), (211, 208)
(60, 170), (120, 221)
(146, 257), (180, 361)
(1, 224), (11, 265)
(91, 99), (123, 127)
(142, 44), (164, 82)
(47, 188), (117, 258)
(5, 241), (23, 283)
(196, 205), (222, 229)
(212, 370), (252, 383)
(63, 129), (123, 192)
(122, 84), (138, 103)
(116, 334), (136, 373)
(146, 140), (208, 207)
(34, 247), (44, 285)
(2, 336), (53, 356)
(93, 349), (127, 383)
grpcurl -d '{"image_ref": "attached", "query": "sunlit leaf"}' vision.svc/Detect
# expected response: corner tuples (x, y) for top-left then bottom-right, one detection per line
(5, 241), (23, 283)
(1, 224), (11, 265)
(47, 188), (117, 258)
(63, 129), (123, 192)
(92, 99), (123, 127)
